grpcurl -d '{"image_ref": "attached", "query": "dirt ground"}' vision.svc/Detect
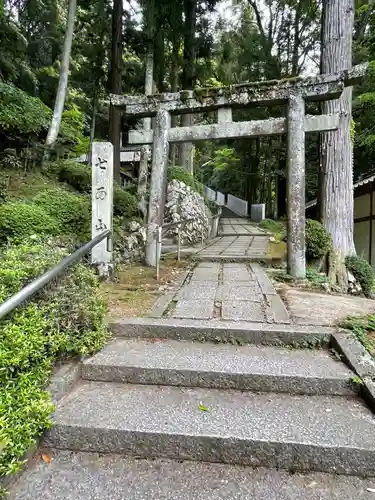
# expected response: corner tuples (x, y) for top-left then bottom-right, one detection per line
(100, 255), (190, 319)
(279, 285), (375, 326)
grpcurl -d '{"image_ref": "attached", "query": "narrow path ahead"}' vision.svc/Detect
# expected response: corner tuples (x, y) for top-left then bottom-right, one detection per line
(10, 216), (375, 500)
(158, 262), (290, 324)
(196, 217), (270, 260)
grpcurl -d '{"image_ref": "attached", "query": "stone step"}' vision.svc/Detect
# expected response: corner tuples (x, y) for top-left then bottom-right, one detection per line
(82, 338), (355, 396)
(10, 451), (375, 500)
(109, 317), (336, 347)
(45, 381), (375, 476)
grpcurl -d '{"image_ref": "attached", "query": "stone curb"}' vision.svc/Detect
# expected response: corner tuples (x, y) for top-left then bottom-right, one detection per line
(109, 317), (334, 347)
(192, 255), (283, 264)
(81, 363), (354, 397)
(146, 269), (191, 318)
(47, 425), (375, 477)
(331, 333), (375, 378)
(219, 232), (269, 237)
(331, 332), (375, 412)
(48, 362), (82, 404)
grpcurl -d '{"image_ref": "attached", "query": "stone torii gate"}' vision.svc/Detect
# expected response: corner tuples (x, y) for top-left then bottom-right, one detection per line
(110, 64), (367, 278)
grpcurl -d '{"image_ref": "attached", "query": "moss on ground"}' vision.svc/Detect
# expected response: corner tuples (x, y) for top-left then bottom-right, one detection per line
(101, 256), (190, 318)
(341, 315), (375, 357)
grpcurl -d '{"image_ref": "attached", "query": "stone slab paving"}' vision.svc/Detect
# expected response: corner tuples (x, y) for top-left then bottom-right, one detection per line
(197, 235), (269, 259)
(10, 451), (375, 500)
(192, 217), (271, 261)
(168, 262), (290, 324)
(220, 217), (268, 236)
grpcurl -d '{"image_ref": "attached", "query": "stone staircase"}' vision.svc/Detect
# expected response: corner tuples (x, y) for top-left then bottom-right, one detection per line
(11, 313), (375, 499)
(43, 326), (375, 477)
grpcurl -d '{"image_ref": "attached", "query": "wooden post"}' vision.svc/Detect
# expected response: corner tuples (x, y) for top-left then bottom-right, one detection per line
(91, 142), (114, 277)
(145, 110), (171, 267)
(287, 93), (306, 279)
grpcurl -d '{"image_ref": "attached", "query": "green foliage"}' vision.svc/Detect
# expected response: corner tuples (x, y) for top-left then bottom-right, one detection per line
(341, 314), (375, 356)
(0, 239), (107, 477)
(305, 267), (329, 286)
(0, 202), (59, 243)
(203, 148), (242, 197)
(167, 166), (203, 194)
(0, 173), (8, 205)
(0, 82), (50, 135)
(259, 219), (286, 242)
(113, 185), (138, 218)
(272, 267), (329, 288)
(59, 105), (86, 144)
(57, 159), (91, 192)
(33, 188), (90, 240)
(305, 219), (332, 261)
(346, 255), (375, 297)
(0, 149), (23, 170)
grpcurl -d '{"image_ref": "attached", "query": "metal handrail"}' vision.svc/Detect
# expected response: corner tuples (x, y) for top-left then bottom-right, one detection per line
(0, 230), (111, 321)
(154, 208), (222, 279)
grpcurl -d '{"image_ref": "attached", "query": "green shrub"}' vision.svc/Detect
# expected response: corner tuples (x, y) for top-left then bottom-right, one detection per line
(346, 255), (375, 297)
(33, 188), (90, 240)
(167, 166), (203, 195)
(0, 82), (50, 136)
(113, 185), (138, 218)
(259, 219), (286, 241)
(305, 219), (332, 261)
(0, 239), (107, 477)
(0, 202), (59, 242)
(57, 159), (91, 193)
(341, 314), (375, 355)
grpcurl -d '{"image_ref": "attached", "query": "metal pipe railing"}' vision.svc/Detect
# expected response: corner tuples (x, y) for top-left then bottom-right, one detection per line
(0, 230), (111, 321)
(154, 208), (222, 279)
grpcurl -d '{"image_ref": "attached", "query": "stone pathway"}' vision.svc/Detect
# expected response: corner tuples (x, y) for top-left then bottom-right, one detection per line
(195, 218), (270, 260)
(10, 215), (375, 499)
(220, 217), (268, 236)
(151, 262), (290, 324)
(197, 235), (270, 260)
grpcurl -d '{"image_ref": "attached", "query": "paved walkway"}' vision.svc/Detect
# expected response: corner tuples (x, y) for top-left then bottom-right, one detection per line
(196, 217), (270, 260)
(150, 262), (290, 324)
(220, 218), (267, 236)
(11, 222), (375, 498)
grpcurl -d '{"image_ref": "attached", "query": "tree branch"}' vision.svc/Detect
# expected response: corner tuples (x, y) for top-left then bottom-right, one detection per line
(247, 0), (266, 40)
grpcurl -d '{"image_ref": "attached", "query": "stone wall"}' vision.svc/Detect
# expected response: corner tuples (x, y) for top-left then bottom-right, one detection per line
(165, 180), (212, 244)
(115, 220), (146, 264)
(115, 180), (213, 263)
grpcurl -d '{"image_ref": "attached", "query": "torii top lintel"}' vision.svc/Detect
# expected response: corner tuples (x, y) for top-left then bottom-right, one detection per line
(110, 63), (368, 118)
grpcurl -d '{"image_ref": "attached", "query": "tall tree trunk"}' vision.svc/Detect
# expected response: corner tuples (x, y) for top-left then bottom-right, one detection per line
(266, 137), (273, 217)
(88, 94), (97, 166)
(355, 0), (375, 41)
(291, 3), (301, 77)
(155, 26), (165, 92)
(109, 0), (123, 184)
(321, 0), (355, 287)
(179, 0), (196, 174)
(170, 34), (180, 166)
(45, 0), (77, 150)
(88, 0), (107, 167)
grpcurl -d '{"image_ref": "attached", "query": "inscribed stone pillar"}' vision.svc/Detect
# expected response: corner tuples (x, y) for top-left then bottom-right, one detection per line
(91, 142), (114, 276)
(145, 109), (171, 267)
(287, 93), (306, 278)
